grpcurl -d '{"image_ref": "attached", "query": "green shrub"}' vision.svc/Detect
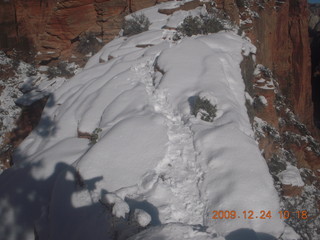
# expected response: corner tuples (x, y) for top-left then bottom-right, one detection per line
(192, 96), (217, 122)
(202, 16), (225, 34)
(177, 16), (203, 37)
(122, 14), (151, 36)
(175, 15), (225, 40)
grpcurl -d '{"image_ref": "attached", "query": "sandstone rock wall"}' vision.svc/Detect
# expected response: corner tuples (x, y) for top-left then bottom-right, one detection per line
(0, 0), (159, 64)
(253, 0), (312, 129)
(215, 0), (312, 130)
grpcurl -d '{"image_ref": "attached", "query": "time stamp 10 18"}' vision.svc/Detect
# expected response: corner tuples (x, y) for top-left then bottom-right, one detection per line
(211, 210), (312, 220)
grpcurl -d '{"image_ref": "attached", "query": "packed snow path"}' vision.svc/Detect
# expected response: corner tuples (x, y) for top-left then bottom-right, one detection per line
(0, 2), (300, 240)
(132, 59), (205, 224)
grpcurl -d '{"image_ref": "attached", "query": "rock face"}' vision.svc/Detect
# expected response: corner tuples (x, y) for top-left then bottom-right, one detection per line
(0, 0), (158, 64)
(216, 0), (313, 130)
(216, 0), (320, 174)
(309, 4), (320, 128)
(255, 0), (312, 129)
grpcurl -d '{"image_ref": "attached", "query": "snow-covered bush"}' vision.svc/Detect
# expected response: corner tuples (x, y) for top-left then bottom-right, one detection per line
(122, 14), (151, 36)
(47, 61), (75, 79)
(76, 32), (103, 55)
(26, 65), (37, 77)
(192, 95), (217, 122)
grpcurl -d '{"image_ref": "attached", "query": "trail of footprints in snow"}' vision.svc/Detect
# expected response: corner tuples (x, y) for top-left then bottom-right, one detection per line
(132, 59), (205, 225)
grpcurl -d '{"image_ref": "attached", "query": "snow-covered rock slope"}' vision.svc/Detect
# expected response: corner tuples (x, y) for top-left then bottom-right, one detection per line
(0, 2), (299, 240)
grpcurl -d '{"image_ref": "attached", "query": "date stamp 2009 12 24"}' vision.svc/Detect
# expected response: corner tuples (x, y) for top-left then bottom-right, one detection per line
(211, 210), (311, 220)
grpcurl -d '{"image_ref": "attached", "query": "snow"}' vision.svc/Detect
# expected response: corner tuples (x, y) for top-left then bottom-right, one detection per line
(133, 209), (151, 227)
(0, 2), (297, 240)
(77, 114), (168, 192)
(278, 165), (304, 187)
(0, 53), (78, 150)
(0, 52), (12, 64)
(245, 91), (254, 104)
(112, 199), (130, 219)
(128, 223), (223, 240)
(165, 6), (208, 28)
(258, 95), (268, 106)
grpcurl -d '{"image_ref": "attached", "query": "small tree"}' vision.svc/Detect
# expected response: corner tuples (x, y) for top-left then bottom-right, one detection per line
(122, 14), (151, 36)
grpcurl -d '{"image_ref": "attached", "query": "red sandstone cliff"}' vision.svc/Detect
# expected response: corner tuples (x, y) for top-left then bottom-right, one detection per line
(0, 0), (158, 64)
(215, 0), (313, 129)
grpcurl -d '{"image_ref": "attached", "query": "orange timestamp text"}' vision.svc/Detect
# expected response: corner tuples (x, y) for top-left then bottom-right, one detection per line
(211, 210), (310, 220)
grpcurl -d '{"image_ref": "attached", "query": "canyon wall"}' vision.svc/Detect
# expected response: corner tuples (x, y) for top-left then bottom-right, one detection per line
(0, 0), (157, 64)
(216, 0), (313, 130)
(255, 0), (312, 129)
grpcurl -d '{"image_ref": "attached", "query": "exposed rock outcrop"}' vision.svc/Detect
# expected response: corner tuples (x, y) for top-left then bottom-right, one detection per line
(0, 0), (159, 64)
(216, 0), (313, 130)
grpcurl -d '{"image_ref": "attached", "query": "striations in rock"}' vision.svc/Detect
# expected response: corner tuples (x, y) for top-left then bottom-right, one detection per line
(0, 0), (161, 64)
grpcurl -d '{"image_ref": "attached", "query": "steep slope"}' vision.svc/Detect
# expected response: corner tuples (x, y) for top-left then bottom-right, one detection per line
(0, 2), (301, 240)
